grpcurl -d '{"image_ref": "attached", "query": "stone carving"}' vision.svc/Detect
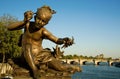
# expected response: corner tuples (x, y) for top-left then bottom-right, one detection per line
(7, 5), (82, 79)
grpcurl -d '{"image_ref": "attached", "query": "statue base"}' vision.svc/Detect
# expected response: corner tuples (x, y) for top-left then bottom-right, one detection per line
(13, 76), (71, 79)
(12, 67), (72, 79)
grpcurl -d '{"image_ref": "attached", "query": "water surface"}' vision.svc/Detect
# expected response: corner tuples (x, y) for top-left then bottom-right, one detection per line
(72, 65), (120, 79)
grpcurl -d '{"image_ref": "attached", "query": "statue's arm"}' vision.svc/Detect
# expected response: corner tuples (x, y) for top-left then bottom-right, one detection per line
(42, 28), (74, 48)
(7, 21), (25, 31)
(42, 28), (64, 45)
(7, 11), (33, 31)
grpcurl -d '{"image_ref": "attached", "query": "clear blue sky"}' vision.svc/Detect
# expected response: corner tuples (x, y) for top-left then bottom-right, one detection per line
(0, 0), (120, 58)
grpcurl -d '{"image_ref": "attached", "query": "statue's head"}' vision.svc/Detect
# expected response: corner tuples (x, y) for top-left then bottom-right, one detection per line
(34, 5), (56, 28)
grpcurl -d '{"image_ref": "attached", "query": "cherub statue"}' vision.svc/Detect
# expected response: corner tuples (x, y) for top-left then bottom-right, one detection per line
(7, 5), (81, 79)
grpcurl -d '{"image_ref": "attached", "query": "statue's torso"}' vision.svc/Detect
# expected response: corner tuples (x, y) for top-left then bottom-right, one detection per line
(22, 23), (44, 54)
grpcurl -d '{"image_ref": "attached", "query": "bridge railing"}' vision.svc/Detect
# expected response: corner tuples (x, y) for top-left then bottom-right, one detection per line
(60, 58), (120, 66)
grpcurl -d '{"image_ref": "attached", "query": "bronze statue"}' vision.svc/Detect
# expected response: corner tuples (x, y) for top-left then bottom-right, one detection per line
(7, 5), (81, 79)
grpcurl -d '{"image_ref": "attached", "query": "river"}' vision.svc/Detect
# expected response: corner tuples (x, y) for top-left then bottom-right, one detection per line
(72, 65), (120, 79)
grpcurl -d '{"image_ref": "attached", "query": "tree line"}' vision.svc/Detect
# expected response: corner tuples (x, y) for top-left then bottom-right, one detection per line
(62, 54), (112, 60)
(0, 14), (22, 62)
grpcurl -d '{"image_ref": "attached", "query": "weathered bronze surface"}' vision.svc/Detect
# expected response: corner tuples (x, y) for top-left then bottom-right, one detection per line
(14, 76), (71, 79)
(7, 5), (82, 79)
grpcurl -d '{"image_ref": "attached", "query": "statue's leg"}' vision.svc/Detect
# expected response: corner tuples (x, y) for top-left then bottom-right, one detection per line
(34, 50), (66, 71)
(48, 59), (67, 71)
(23, 44), (40, 79)
(48, 59), (81, 73)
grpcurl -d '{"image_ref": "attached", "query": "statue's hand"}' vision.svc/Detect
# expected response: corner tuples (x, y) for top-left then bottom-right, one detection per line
(62, 37), (74, 48)
(24, 11), (34, 22)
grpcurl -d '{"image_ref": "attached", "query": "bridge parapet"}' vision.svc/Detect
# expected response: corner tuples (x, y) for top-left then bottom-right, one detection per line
(61, 58), (120, 65)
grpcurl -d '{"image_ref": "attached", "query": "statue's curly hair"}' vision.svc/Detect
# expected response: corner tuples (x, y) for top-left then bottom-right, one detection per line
(35, 5), (56, 21)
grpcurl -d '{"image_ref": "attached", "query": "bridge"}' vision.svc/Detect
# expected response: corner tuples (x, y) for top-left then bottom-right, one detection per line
(61, 58), (120, 66)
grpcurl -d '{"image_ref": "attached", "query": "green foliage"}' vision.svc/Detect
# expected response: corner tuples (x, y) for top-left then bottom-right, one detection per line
(0, 14), (22, 59)
(65, 55), (73, 59)
(62, 54), (112, 59)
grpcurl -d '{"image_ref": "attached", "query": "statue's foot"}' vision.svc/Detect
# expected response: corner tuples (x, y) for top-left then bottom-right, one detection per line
(69, 65), (82, 73)
(75, 65), (82, 72)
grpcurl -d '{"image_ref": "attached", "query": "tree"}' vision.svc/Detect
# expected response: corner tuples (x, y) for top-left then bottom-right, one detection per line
(89, 56), (94, 59)
(99, 54), (104, 59)
(79, 55), (84, 59)
(63, 55), (73, 59)
(0, 14), (23, 60)
(73, 54), (79, 59)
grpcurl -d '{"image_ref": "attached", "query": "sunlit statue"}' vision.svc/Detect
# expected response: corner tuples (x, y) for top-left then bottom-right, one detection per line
(7, 5), (81, 79)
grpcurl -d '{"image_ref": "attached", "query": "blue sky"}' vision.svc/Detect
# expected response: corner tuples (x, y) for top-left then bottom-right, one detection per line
(0, 0), (120, 58)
